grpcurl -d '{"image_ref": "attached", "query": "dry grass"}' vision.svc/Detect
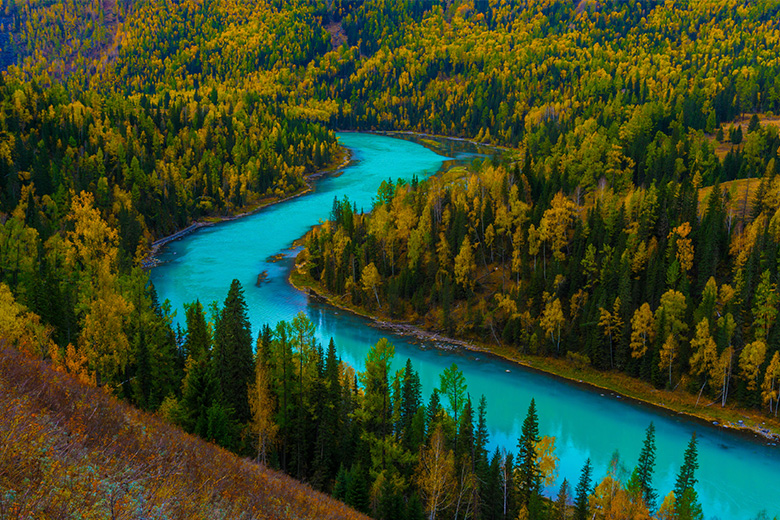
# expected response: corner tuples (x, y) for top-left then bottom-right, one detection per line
(698, 177), (761, 219)
(0, 344), (369, 520)
(706, 112), (780, 160)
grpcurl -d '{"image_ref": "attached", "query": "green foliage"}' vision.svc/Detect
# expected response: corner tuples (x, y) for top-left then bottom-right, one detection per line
(674, 433), (701, 513)
(212, 279), (254, 423)
(574, 458), (592, 520)
(626, 422), (658, 511)
(438, 362), (467, 424)
(516, 398), (542, 507)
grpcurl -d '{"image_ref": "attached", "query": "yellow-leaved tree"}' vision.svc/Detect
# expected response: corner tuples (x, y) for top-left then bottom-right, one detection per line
(67, 191), (133, 388)
(629, 303), (655, 360)
(454, 235), (476, 293)
(688, 319), (717, 406)
(761, 352), (780, 416)
(249, 355), (278, 465)
(361, 262), (382, 309)
(655, 290), (687, 388)
(739, 340), (767, 392)
(598, 297), (624, 369)
(540, 293), (565, 355)
(418, 424), (455, 520)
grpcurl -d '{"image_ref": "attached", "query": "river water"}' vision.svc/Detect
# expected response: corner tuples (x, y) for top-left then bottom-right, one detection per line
(150, 132), (779, 519)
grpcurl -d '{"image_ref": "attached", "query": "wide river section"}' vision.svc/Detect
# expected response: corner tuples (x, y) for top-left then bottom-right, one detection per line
(151, 132), (779, 520)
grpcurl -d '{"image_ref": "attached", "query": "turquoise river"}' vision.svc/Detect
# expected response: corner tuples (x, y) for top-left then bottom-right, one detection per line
(151, 132), (779, 519)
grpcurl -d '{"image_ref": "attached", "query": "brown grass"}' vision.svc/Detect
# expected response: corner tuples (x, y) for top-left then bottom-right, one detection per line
(698, 177), (760, 219)
(706, 113), (780, 160)
(0, 343), (369, 520)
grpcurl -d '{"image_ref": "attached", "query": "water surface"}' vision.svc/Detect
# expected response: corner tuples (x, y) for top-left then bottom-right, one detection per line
(151, 133), (779, 520)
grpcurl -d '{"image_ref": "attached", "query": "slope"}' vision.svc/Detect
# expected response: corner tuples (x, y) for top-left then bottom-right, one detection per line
(0, 342), (369, 520)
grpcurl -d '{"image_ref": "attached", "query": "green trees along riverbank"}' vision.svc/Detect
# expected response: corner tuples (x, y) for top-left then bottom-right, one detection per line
(301, 153), (780, 420)
(126, 279), (716, 520)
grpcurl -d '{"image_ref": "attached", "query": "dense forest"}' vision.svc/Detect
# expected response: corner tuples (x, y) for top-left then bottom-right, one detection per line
(304, 145), (780, 413)
(1, 0), (780, 518)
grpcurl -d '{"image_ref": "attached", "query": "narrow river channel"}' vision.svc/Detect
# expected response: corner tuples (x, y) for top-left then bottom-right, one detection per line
(150, 132), (779, 520)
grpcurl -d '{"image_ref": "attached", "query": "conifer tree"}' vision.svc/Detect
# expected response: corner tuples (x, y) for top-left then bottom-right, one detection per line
(516, 398), (542, 507)
(427, 388), (442, 432)
(457, 395), (474, 463)
(674, 433), (703, 520)
(627, 422), (658, 511)
(401, 357), (422, 447)
(574, 458), (592, 520)
(345, 464), (370, 514)
(180, 300), (215, 435)
(212, 279), (254, 423)
(475, 395), (489, 468)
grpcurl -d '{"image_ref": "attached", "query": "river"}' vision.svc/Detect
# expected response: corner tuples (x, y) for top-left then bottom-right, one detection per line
(150, 132), (779, 519)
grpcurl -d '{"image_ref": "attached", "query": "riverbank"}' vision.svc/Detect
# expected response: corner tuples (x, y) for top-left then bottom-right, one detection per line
(289, 261), (780, 444)
(142, 148), (353, 268)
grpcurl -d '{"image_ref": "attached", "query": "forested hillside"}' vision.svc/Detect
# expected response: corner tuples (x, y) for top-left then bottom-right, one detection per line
(1, 0), (780, 519)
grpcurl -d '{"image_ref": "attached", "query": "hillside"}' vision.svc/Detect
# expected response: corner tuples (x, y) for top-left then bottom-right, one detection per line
(0, 342), (368, 520)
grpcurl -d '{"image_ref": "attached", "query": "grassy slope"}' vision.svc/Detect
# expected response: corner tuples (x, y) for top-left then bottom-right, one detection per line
(0, 343), (369, 520)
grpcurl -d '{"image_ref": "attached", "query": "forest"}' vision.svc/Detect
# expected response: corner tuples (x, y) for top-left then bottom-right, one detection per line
(1, 0), (780, 518)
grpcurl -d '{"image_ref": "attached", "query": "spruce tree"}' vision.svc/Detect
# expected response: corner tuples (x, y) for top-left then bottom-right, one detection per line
(482, 449), (503, 520)
(574, 458), (592, 520)
(184, 300), (211, 361)
(674, 433), (703, 520)
(212, 279), (254, 424)
(345, 464), (370, 513)
(401, 357), (422, 448)
(181, 300), (215, 435)
(426, 388), (442, 431)
(333, 464), (349, 500)
(474, 394), (490, 488)
(627, 422), (658, 511)
(516, 398), (542, 507)
(133, 328), (152, 409)
(457, 395), (474, 463)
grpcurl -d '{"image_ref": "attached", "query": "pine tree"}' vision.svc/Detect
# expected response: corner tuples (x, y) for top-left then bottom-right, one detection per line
(427, 388), (442, 432)
(180, 300), (214, 435)
(457, 395), (474, 462)
(475, 395), (490, 469)
(133, 327), (152, 408)
(516, 398), (542, 507)
(674, 433), (703, 520)
(401, 357), (422, 448)
(345, 464), (370, 513)
(482, 449), (504, 519)
(212, 279), (254, 424)
(627, 422), (658, 511)
(333, 464), (349, 500)
(574, 458), (592, 520)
